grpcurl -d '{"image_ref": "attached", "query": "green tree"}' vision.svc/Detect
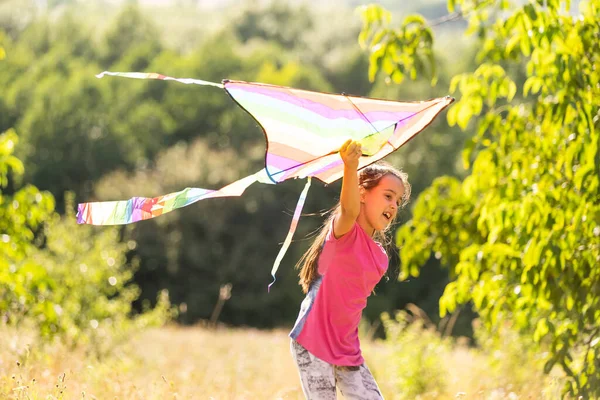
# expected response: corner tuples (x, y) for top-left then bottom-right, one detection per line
(0, 129), (171, 346)
(360, 0), (600, 396)
(233, 0), (313, 49)
(0, 129), (54, 265)
(1, 10), (176, 205)
(0, 24), (172, 343)
(101, 4), (162, 70)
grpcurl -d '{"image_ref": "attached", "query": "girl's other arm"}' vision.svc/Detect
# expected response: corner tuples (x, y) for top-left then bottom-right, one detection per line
(334, 139), (361, 238)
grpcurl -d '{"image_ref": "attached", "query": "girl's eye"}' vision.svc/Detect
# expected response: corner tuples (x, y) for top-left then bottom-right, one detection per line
(385, 195), (391, 200)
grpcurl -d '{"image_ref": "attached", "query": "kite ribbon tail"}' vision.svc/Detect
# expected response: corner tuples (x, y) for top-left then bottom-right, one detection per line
(95, 71), (224, 88)
(76, 170), (271, 226)
(268, 177), (312, 292)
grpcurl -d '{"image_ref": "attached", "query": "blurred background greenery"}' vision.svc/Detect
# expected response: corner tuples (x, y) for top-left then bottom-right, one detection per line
(1, 0), (598, 397)
(0, 0), (475, 334)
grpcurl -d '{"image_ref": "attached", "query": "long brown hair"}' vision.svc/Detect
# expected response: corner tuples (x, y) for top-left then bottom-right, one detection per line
(296, 162), (411, 293)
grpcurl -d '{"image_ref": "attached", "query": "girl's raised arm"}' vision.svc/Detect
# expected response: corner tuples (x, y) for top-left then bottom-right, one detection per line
(333, 139), (362, 239)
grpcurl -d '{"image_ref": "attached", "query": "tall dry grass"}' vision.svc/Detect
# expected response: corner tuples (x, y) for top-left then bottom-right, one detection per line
(0, 323), (563, 399)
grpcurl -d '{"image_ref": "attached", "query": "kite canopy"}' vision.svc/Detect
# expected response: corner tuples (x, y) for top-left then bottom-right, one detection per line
(223, 80), (454, 184)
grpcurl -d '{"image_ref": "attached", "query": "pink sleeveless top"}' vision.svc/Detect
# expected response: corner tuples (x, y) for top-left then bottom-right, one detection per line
(290, 222), (388, 366)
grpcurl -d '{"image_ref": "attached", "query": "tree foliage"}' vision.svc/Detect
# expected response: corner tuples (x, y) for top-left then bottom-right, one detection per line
(1, 129), (170, 347)
(233, 0), (313, 49)
(360, 0), (600, 396)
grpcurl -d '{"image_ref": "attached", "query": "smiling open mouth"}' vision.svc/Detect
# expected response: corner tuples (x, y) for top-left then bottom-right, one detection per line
(383, 212), (391, 220)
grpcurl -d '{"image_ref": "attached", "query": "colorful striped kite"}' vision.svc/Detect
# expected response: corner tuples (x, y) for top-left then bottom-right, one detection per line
(77, 71), (454, 287)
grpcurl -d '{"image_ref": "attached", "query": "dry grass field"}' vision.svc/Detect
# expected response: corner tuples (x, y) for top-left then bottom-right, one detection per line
(0, 325), (565, 400)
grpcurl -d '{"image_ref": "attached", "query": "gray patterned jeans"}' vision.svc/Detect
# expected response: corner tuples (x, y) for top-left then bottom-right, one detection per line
(290, 339), (384, 400)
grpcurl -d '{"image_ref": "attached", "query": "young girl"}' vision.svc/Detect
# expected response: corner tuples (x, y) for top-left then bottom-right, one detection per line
(289, 139), (411, 400)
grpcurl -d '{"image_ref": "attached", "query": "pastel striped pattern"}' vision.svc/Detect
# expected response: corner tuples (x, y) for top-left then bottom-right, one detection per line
(224, 80), (454, 184)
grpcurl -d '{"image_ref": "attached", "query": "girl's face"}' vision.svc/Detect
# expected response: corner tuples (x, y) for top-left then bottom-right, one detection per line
(358, 174), (405, 236)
